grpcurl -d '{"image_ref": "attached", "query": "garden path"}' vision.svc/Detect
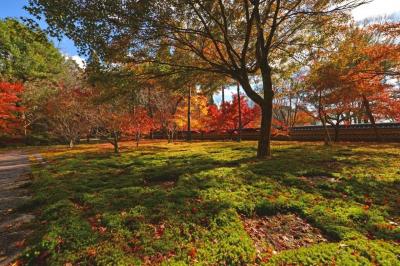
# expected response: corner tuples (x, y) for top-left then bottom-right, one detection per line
(0, 150), (40, 266)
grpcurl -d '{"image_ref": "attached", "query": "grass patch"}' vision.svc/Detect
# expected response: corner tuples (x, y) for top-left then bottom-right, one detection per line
(23, 141), (400, 265)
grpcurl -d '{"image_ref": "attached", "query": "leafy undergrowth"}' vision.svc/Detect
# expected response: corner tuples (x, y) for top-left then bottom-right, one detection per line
(22, 141), (400, 265)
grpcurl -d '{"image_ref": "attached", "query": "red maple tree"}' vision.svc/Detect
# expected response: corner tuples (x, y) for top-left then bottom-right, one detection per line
(123, 107), (154, 147)
(205, 95), (260, 134)
(0, 82), (24, 134)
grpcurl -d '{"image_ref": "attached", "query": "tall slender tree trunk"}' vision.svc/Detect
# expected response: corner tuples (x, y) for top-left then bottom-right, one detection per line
(221, 86), (225, 107)
(318, 91), (332, 145)
(69, 139), (74, 148)
(362, 94), (380, 141)
(136, 132), (140, 147)
(320, 114), (331, 145)
(187, 87), (192, 141)
(237, 83), (242, 142)
(23, 114), (28, 137)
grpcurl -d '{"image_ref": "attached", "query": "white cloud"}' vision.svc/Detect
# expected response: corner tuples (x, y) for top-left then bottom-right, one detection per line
(63, 54), (86, 69)
(352, 0), (400, 21)
(70, 55), (86, 69)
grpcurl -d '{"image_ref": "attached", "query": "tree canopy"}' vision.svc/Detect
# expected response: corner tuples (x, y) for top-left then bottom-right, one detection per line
(0, 18), (63, 82)
(27, 0), (369, 157)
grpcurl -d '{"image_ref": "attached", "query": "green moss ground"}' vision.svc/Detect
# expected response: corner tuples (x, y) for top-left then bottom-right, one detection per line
(22, 141), (400, 265)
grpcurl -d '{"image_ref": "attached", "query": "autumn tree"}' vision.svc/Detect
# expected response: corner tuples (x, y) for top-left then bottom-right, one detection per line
(85, 58), (158, 151)
(91, 102), (128, 153)
(205, 94), (260, 139)
(27, 0), (368, 157)
(123, 107), (154, 147)
(46, 88), (91, 148)
(304, 25), (400, 141)
(305, 60), (356, 142)
(272, 69), (314, 131)
(174, 94), (209, 134)
(151, 88), (184, 143)
(0, 82), (24, 135)
(45, 59), (92, 147)
(0, 18), (64, 141)
(344, 26), (400, 139)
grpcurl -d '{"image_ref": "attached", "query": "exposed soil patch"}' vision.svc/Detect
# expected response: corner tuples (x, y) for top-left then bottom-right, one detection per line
(242, 214), (328, 260)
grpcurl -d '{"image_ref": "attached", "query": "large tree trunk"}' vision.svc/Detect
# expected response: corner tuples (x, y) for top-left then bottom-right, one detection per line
(257, 101), (273, 158)
(362, 94), (380, 141)
(187, 87), (192, 141)
(238, 70), (274, 158)
(256, 57), (275, 158)
(258, 66), (274, 158)
(237, 83), (242, 142)
(113, 142), (119, 154)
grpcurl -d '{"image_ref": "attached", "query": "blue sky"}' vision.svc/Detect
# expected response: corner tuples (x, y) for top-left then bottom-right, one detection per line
(0, 0), (78, 56)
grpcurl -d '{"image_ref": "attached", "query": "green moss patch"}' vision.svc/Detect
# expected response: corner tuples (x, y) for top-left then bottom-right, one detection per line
(22, 141), (400, 265)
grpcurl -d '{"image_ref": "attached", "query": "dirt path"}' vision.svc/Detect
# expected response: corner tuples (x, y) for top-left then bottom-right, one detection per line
(0, 151), (38, 266)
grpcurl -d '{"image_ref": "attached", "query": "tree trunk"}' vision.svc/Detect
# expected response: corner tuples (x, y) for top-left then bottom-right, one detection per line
(257, 101), (273, 158)
(334, 125), (339, 142)
(136, 132), (140, 147)
(22, 113), (28, 137)
(221, 86), (225, 108)
(237, 83), (242, 142)
(321, 117), (331, 145)
(256, 58), (274, 158)
(113, 132), (119, 153)
(257, 65), (274, 158)
(318, 91), (331, 146)
(187, 87), (192, 141)
(238, 69), (274, 158)
(69, 139), (74, 148)
(167, 130), (172, 143)
(362, 94), (380, 141)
